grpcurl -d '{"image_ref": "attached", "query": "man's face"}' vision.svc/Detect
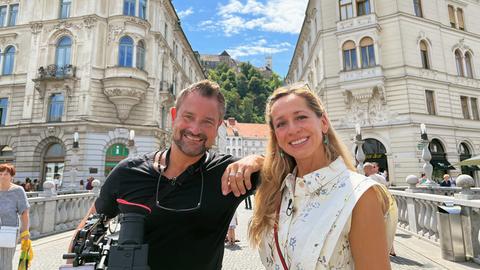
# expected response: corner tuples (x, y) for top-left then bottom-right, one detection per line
(172, 92), (221, 157)
(372, 164), (379, 173)
(364, 166), (373, 176)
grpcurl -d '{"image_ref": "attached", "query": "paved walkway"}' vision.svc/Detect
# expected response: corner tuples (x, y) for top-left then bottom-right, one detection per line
(13, 206), (480, 269)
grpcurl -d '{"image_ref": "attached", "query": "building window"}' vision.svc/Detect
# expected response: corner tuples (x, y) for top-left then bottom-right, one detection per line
(461, 96), (470, 119)
(0, 6), (6, 27)
(123, 0), (135, 16)
(7, 4), (18, 26)
(360, 37), (375, 68)
(136, 40), (146, 70)
(425, 90), (436, 115)
(342, 40), (357, 71)
(2, 46), (15, 75)
(455, 49), (464, 77)
(48, 93), (64, 122)
(413, 0), (422, 17)
(339, 0), (353, 21)
(59, 0), (71, 19)
(139, 0), (147, 19)
(457, 8), (465, 30)
(420, 41), (430, 69)
(0, 98), (7, 126)
(471, 97), (479, 120)
(356, 0), (370, 16)
(448, 5), (456, 28)
(164, 22), (168, 40)
(118, 36), (133, 67)
(55, 36), (72, 75)
(465, 52), (473, 78)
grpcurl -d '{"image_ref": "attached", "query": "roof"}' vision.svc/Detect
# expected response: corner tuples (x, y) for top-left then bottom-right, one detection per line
(225, 120), (269, 139)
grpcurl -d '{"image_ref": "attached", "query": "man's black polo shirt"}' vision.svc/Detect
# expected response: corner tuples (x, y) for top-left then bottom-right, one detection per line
(95, 150), (256, 270)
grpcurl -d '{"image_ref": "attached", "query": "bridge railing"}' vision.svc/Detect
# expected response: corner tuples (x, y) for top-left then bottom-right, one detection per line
(27, 192), (97, 239)
(390, 178), (480, 264)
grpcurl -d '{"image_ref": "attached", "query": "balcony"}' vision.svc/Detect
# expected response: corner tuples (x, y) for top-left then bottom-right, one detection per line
(159, 80), (175, 106)
(33, 64), (77, 98)
(102, 66), (150, 122)
(336, 13), (378, 34)
(339, 65), (383, 84)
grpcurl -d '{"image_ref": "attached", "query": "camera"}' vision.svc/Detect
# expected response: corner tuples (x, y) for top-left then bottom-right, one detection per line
(61, 200), (151, 270)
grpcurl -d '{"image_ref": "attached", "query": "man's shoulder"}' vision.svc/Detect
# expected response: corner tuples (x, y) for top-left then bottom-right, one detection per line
(204, 151), (236, 171)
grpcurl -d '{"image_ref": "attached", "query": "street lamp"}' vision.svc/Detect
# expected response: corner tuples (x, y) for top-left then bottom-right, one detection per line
(73, 132), (79, 149)
(128, 129), (135, 146)
(355, 123), (366, 174)
(420, 123), (435, 185)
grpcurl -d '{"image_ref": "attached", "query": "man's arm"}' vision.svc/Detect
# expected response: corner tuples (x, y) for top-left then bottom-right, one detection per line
(221, 154), (264, 197)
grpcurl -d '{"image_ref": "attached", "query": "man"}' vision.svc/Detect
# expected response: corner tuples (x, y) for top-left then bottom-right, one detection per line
(364, 162), (388, 186)
(72, 80), (262, 269)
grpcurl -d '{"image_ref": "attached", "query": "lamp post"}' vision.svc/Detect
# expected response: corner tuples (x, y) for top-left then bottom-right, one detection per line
(355, 123), (366, 175)
(69, 132), (80, 190)
(420, 123), (436, 186)
(128, 129), (135, 147)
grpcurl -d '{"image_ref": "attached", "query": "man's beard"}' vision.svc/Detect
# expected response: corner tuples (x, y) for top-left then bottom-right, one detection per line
(173, 129), (209, 157)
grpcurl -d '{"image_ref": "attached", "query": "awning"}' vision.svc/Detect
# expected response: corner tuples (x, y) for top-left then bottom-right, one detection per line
(457, 155), (480, 166)
(461, 165), (480, 171)
(430, 159), (456, 170)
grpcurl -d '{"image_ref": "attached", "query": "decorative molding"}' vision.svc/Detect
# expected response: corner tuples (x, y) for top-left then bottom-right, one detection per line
(83, 16), (97, 29)
(107, 25), (125, 44)
(30, 23), (43, 35)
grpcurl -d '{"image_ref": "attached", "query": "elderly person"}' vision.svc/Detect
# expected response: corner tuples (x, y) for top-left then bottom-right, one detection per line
(248, 83), (396, 270)
(364, 162), (388, 186)
(0, 164), (30, 270)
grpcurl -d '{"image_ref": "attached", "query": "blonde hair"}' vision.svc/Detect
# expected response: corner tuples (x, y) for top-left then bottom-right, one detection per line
(248, 83), (356, 246)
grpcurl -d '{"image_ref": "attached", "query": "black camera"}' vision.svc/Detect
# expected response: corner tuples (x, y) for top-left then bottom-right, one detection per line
(61, 200), (151, 270)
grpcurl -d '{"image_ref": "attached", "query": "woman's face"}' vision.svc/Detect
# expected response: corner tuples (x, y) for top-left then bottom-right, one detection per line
(0, 170), (13, 182)
(270, 94), (329, 163)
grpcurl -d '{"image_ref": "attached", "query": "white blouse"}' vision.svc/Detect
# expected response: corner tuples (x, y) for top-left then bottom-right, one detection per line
(258, 157), (380, 270)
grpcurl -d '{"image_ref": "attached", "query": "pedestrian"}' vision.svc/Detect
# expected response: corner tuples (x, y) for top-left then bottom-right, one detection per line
(32, 179), (39, 191)
(0, 164), (31, 270)
(72, 80), (264, 269)
(24, 178), (32, 192)
(245, 83), (396, 269)
(364, 162), (388, 186)
(226, 211), (238, 246)
(79, 179), (85, 190)
(440, 174), (452, 187)
(85, 177), (93, 190)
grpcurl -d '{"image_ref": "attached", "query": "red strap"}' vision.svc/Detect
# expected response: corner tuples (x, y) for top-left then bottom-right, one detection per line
(274, 204), (289, 270)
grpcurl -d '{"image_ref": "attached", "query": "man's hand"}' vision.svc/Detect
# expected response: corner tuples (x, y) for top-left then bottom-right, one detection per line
(222, 155), (264, 197)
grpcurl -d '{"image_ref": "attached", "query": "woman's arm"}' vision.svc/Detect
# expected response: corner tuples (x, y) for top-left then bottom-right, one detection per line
(20, 209), (30, 239)
(349, 187), (391, 270)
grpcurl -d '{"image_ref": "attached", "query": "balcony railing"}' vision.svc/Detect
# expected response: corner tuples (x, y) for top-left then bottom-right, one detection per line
(37, 64), (76, 79)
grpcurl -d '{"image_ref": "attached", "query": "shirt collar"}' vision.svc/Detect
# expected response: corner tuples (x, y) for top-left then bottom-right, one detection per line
(281, 157), (347, 194)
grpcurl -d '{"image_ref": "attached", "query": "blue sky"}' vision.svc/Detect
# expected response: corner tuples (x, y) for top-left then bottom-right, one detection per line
(172, 0), (309, 78)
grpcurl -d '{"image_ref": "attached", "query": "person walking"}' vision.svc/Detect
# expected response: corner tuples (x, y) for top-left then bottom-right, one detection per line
(0, 164), (30, 270)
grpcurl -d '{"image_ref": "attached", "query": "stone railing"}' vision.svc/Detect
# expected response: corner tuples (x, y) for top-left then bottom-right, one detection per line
(28, 192), (97, 239)
(390, 175), (480, 264)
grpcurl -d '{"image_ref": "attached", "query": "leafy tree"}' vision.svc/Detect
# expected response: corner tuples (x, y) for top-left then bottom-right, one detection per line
(207, 61), (283, 123)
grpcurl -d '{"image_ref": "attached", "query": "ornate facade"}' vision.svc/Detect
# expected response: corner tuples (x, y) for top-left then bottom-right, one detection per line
(0, 0), (205, 185)
(287, 0), (480, 184)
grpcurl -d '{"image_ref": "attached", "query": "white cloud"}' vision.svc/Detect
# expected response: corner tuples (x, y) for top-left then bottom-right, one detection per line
(227, 39), (292, 58)
(215, 0), (308, 35)
(178, 7), (194, 19)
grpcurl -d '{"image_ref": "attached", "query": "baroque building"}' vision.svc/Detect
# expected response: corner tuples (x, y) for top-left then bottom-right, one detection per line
(287, 0), (480, 184)
(0, 0), (205, 186)
(225, 117), (268, 158)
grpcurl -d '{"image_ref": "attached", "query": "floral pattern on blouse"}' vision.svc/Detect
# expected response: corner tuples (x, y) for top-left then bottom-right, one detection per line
(258, 157), (380, 270)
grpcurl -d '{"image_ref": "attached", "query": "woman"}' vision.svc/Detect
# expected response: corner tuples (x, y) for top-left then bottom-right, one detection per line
(0, 164), (30, 270)
(249, 83), (396, 269)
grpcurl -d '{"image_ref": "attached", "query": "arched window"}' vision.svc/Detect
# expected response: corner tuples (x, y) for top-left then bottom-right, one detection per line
(429, 139), (453, 181)
(342, 40), (357, 71)
(2, 46), (15, 75)
(360, 37), (375, 68)
(55, 36), (72, 76)
(43, 143), (65, 185)
(105, 143), (129, 176)
(123, 0), (135, 16)
(357, 0), (370, 16)
(136, 40), (146, 70)
(118, 36), (134, 67)
(459, 142), (476, 176)
(339, 0), (353, 21)
(48, 93), (64, 122)
(455, 49), (464, 76)
(0, 145), (13, 163)
(465, 52), (473, 78)
(413, 0), (422, 17)
(420, 41), (430, 69)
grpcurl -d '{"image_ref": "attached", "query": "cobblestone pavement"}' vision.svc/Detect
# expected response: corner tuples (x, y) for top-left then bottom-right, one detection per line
(13, 204), (480, 269)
